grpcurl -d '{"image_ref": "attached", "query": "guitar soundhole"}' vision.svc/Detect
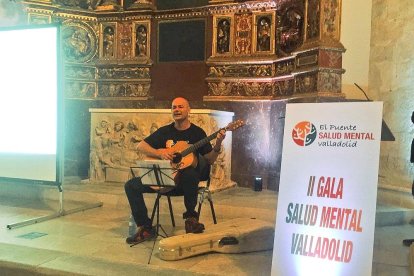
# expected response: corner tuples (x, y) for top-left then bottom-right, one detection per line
(172, 153), (182, 164)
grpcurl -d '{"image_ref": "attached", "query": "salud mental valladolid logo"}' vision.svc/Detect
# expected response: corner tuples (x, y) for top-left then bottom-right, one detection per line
(292, 121), (376, 148)
(292, 121), (317, 146)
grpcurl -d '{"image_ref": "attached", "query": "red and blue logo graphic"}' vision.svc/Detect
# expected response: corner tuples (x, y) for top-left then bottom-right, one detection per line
(292, 121), (317, 146)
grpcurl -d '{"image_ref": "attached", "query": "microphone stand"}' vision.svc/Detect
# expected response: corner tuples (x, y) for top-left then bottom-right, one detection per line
(403, 111), (414, 246)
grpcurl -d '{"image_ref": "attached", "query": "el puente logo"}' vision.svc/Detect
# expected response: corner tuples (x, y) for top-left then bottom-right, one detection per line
(292, 121), (317, 146)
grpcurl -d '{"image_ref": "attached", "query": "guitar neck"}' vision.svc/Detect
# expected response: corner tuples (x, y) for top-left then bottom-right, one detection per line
(181, 129), (222, 157)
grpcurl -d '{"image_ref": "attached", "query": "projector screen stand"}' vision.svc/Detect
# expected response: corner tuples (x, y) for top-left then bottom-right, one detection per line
(6, 184), (103, 229)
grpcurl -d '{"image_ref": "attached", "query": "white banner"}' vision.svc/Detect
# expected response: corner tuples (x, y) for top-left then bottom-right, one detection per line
(271, 102), (383, 276)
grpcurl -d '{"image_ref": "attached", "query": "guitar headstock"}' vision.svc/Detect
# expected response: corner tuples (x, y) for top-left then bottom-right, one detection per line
(224, 119), (245, 131)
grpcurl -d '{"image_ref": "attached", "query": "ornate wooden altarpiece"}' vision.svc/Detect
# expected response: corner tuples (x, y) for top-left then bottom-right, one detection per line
(22, 0), (345, 101)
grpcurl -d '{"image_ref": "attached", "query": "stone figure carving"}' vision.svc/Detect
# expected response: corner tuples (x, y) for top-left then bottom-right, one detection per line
(95, 0), (120, 11)
(90, 118), (148, 181)
(217, 19), (230, 54)
(62, 22), (97, 62)
(128, 0), (152, 9)
(64, 29), (90, 58)
(278, 8), (303, 54)
(90, 119), (113, 181)
(135, 25), (147, 56)
(103, 26), (115, 57)
(89, 112), (233, 192)
(257, 17), (271, 52)
(208, 81), (232, 96)
(211, 144), (226, 187)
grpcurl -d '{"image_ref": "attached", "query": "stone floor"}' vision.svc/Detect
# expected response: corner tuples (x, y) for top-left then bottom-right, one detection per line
(0, 181), (413, 275)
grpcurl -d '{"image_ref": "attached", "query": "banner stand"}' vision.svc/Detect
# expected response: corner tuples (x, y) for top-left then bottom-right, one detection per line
(6, 183), (103, 229)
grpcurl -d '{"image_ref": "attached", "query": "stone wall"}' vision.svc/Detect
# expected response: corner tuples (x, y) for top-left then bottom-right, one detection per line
(370, 1), (414, 198)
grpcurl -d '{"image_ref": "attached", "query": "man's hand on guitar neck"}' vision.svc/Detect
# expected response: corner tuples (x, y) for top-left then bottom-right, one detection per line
(204, 129), (226, 165)
(215, 129), (226, 149)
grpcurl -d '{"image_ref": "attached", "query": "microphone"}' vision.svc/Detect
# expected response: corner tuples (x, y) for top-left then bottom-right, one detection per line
(354, 83), (371, 101)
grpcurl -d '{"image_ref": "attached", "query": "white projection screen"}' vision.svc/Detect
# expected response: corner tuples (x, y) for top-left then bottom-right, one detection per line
(0, 25), (62, 185)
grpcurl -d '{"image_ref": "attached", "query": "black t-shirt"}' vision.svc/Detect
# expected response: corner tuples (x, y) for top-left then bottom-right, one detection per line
(144, 123), (213, 156)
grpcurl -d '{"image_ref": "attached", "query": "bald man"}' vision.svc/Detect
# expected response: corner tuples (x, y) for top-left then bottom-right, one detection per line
(124, 97), (226, 244)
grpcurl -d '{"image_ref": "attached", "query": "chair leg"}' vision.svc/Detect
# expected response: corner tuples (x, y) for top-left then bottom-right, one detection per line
(167, 196), (175, 227)
(208, 198), (217, 224)
(197, 200), (202, 218)
(150, 194), (161, 224)
(198, 190), (217, 224)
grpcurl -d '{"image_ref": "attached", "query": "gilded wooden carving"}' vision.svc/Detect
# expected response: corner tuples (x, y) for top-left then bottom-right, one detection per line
(234, 13), (252, 55)
(95, 0), (121, 11)
(98, 83), (150, 97)
(66, 81), (97, 98)
(212, 16), (233, 56)
(252, 12), (275, 54)
(276, 7), (303, 55)
(22, 0), (344, 101)
(62, 20), (98, 63)
(66, 65), (96, 79)
(98, 67), (150, 79)
(132, 21), (151, 58)
(117, 22), (133, 59)
(306, 0), (320, 40)
(100, 23), (117, 59)
(321, 0), (341, 41)
(208, 64), (272, 78)
(274, 79), (294, 97)
(275, 59), (295, 76)
(28, 13), (51, 24)
(295, 73), (317, 94)
(318, 70), (342, 93)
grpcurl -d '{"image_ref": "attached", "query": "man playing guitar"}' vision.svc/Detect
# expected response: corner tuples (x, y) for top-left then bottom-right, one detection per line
(124, 97), (226, 244)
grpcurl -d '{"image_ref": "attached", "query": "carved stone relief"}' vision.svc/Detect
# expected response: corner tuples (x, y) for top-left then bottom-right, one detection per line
(62, 21), (98, 63)
(89, 110), (235, 191)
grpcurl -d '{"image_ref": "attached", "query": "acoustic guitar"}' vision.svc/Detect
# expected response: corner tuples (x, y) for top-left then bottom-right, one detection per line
(167, 120), (245, 170)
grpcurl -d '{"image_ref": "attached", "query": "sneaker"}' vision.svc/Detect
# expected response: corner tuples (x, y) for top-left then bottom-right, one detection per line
(185, 217), (205, 234)
(126, 225), (155, 244)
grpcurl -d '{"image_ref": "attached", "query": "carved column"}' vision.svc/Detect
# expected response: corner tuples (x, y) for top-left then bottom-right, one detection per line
(295, 0), (345, 99)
